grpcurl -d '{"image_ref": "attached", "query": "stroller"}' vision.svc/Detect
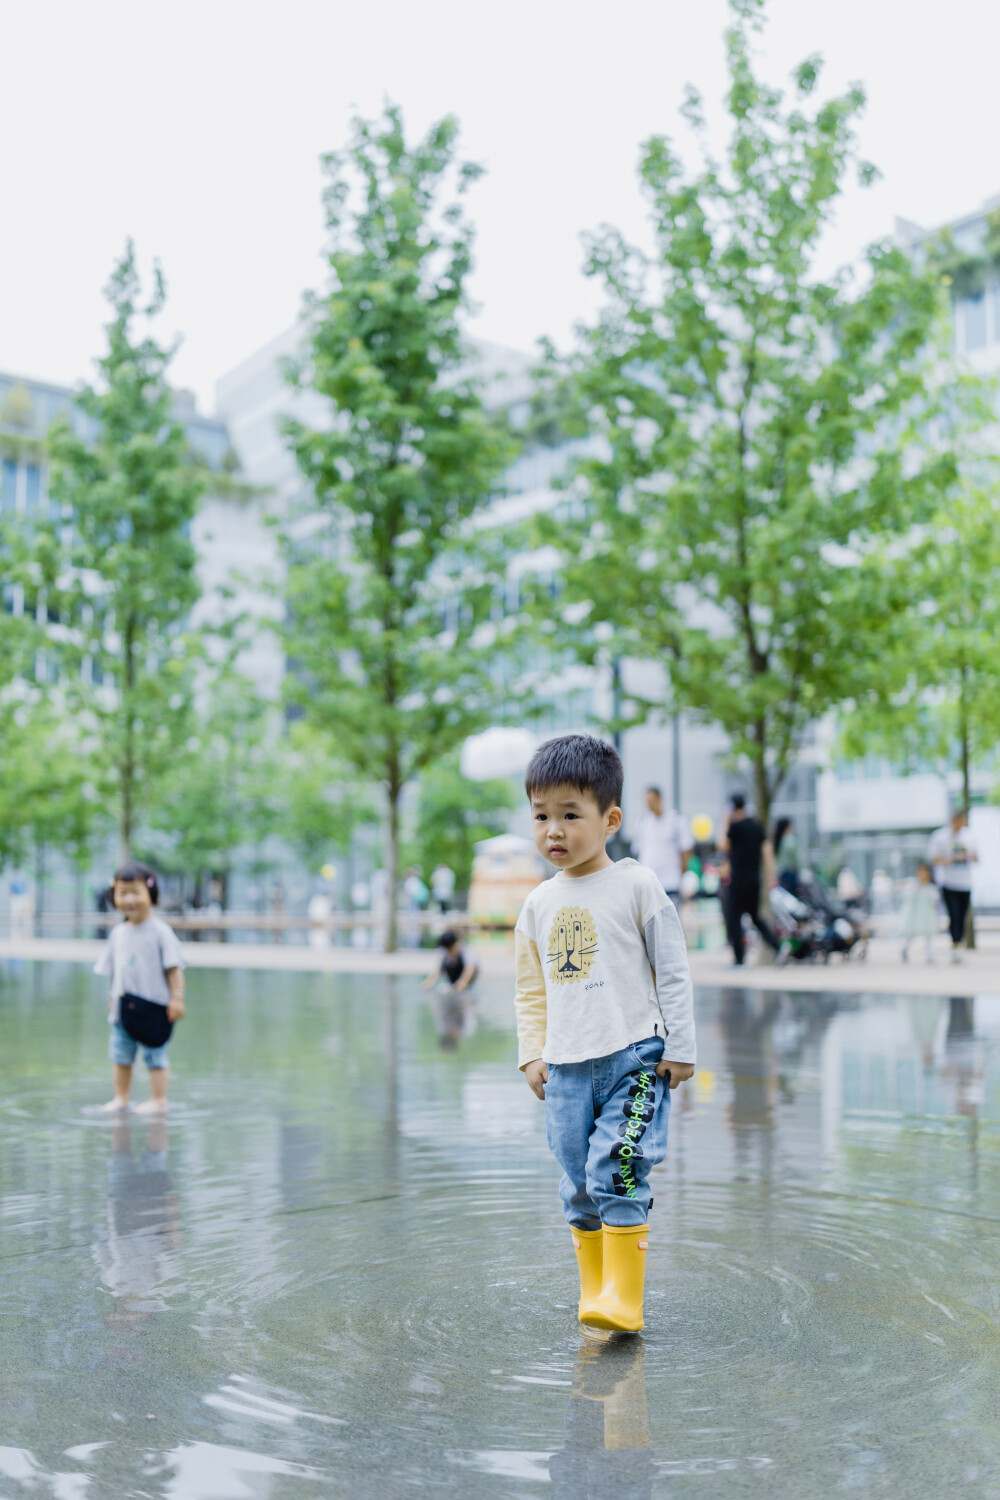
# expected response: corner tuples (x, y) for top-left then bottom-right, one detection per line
(771, 871), (870, 964)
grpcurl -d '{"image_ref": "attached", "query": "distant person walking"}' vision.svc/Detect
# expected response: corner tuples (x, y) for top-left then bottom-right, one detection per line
(8, 869), (34, 938)
(772, 816), (801, 896)
(632, 785), (693, 905)
(928, 809), (978, 963)
(430, 862), (456, 913)
(720, 795), (779, 967)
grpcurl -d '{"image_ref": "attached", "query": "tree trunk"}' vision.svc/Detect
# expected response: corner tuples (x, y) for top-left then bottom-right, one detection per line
(34, 841), (45, 933)
(752, 739), (777, 965)
(121, 614), (137, 861)
(73, 862), (83, 939)
(383, 776), (400, 953)
(959, 673), (976, 950)
(960, 676), (971, 817)
(753, 750), (771, 838)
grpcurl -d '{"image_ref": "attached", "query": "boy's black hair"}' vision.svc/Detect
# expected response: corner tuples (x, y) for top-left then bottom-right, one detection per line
(437, 929), (460, 949)
(525, 734), (623, 814)
(111, 860), (159, 906)
(730, 792), (746, 811)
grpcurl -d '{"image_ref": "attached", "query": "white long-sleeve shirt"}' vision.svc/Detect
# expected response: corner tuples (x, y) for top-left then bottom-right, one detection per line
(513, 859), (695, 1069)
(632, 808), (693, 891)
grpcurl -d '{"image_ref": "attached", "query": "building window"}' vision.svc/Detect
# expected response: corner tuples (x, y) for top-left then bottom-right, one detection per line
(1, 459), (16, 512)
(963, 293), (987, 351)
(24, 464), (41, 511)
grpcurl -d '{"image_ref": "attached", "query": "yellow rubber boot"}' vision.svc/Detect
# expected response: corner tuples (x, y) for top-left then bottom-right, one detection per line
(579, 1225), (648, 1333)
(571, 1227), (603, 1320)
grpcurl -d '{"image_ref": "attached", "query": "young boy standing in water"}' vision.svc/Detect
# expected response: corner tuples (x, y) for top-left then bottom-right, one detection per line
(514, 735), (695, 1333)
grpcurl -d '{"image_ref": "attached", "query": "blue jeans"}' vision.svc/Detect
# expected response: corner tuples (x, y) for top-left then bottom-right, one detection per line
(544, 1035), (669, 1230)
(108, 1021), (170, 1071)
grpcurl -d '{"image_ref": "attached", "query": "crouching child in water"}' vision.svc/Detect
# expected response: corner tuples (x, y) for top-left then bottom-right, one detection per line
(95, 861), (187, 1115)
(421, 929), (479, 995)
(514, 735), (695, 1333)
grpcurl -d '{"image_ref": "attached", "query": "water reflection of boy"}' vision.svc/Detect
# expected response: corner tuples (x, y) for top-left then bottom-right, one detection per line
(549, 1339), (654, 1499)
(93, 1118), (180, 1313)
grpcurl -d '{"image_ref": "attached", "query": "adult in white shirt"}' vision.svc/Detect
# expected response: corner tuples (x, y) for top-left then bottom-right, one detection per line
(431, 863), (456, 913)
(928, 809), (978, 961)
(632, 786), (694, 903)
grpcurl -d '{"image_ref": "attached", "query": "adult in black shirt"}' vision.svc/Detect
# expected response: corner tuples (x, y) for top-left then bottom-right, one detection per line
(720, 795), (779, 965)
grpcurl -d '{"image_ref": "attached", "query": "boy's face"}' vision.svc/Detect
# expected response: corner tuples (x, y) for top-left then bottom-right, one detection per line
(530, 783), (622, 877)
(114, 878), (153, 922)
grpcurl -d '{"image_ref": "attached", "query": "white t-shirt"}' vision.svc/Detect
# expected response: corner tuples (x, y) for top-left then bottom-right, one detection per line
(632, 808), (694, 891)
(513, 859), (695, 1068)
(94, 915), (187, 1023)
(928, 825), (977, 892)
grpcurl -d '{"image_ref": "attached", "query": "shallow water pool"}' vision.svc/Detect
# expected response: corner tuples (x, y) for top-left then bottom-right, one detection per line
(3, 964), (1000, 1497)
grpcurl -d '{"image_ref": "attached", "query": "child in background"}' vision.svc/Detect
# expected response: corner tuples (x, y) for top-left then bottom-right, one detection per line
(514, 734), (695, 1334)
(95, 861), (187, 1115)
(900, 861), (938, 965)
(421, 929), (478, 994)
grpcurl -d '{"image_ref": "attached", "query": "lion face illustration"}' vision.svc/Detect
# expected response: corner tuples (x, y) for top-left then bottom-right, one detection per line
(546, 906), (598, 984)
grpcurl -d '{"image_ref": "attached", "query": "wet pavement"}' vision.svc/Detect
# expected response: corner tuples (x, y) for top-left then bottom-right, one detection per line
(3, 963), (1000, 1498)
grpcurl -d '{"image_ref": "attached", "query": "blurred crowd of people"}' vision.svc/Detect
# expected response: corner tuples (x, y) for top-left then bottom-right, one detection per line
(626, 788), (981, 969)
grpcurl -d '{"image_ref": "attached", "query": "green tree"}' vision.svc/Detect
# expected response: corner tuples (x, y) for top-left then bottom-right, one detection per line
(0, 696), (105, 919)
(279, 722), (378, 882)
(538, 0), (942, 829)
(0, 433), (93, 882)
(282, 105), (514, 948)
(46, 243), (208, 858)
(407, 753), (515, 891)
(842, 374), (1000, 817)
(142, 679), (285, 901)
(0, 557), (47, 867)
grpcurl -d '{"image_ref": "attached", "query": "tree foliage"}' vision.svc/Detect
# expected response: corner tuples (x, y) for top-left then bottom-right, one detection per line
(45, 243), (208, 857)
(0, 695), (105, 910)
(407, 753), (515, 890)
(841, 369), (1000, 812)
(539, 0), (943, 827)
(282, 105), (514, 947)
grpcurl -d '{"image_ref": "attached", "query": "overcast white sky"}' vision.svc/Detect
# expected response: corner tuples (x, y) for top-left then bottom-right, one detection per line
(3, 0), (998, 415)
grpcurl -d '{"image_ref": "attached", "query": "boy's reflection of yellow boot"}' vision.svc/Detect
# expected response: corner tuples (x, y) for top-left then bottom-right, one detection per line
(579, 1224), (648, 1332)
(548, 1339), (653, 1494)
(600, 1342), (650, 1450)
(571, 1227), (603, 1320)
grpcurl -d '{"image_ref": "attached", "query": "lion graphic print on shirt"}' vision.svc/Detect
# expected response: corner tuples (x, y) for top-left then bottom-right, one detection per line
(547, 906), (599, 983)
(513, 859), (696, 1069)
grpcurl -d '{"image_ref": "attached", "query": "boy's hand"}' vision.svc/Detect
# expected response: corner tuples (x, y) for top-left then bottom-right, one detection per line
(656, 1059), (694, 1089)
(167, 996), (185, 1023)
(524, 1059), (548, 1100)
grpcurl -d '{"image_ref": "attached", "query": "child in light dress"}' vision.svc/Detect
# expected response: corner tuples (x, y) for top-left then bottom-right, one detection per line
(900, 861), (938, 965)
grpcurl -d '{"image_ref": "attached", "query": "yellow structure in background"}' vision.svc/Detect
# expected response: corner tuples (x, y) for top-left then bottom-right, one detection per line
(467, 835), (545, 929)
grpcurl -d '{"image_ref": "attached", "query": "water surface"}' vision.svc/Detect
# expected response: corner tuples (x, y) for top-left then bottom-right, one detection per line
(3, 964), (1000, 1497)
